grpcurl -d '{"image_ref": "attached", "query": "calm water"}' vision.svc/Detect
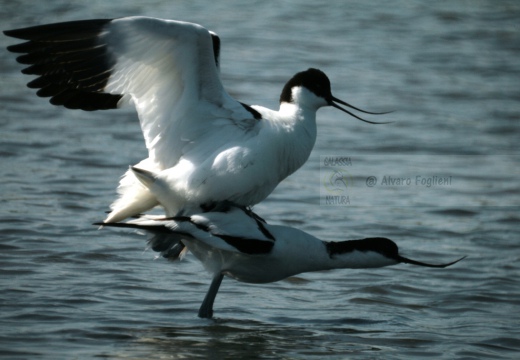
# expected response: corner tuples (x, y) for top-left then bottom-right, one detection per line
(1, 1), (520, 359)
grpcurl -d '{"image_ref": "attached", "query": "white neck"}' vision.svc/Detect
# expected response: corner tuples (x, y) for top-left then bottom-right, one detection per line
(255, 89), (322, 180)
(275, 87), (328, 173)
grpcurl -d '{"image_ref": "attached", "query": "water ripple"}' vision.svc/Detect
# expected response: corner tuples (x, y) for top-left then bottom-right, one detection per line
(1, 1), (520, 359)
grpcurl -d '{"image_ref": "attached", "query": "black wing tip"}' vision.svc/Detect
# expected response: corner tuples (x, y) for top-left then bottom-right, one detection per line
(93, 221), (127, 228)
(92, 221), (142, 229)
(5, 18), (124, 112)
(4, 19), (114, 41)
(3, 28), (23, 38)
(94, 220), (187, 261)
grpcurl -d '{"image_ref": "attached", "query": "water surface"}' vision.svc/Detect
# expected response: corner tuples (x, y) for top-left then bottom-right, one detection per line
(1, 1), (519, 359)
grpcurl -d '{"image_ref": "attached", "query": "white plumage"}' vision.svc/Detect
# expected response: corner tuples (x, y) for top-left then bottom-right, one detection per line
(100, 205), (464, 318)
(5, 16), (388, 222)
(6, 17), (445, 320)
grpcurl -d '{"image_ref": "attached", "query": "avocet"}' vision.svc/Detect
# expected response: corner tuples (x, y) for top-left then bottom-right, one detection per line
(5, 17), (388, 222)
(100, 205), (464, 318)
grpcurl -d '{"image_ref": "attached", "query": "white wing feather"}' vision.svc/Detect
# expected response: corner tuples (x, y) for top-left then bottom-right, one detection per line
(103, 17), (253, 167)
(96, 17), (259, 221)
(5, 17), (302, 223)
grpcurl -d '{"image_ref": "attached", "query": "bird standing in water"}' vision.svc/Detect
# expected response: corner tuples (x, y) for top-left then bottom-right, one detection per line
(99, 205), (464, 318)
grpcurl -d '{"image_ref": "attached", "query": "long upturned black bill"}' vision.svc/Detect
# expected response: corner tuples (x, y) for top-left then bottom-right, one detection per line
(330, 96), (391, 124)
(398, 255), (466, 268)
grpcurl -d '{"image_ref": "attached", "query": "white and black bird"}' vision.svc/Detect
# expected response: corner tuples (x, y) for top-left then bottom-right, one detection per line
(99, 205), (464, 319)
(4, 17), (388, 222)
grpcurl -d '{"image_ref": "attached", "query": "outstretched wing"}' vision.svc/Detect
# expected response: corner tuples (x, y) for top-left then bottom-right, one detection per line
(4, 19), (123, 111)
(4, 16), (257, 168)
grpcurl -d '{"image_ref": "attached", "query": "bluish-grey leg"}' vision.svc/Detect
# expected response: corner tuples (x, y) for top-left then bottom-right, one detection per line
(198, 273), (224, 319)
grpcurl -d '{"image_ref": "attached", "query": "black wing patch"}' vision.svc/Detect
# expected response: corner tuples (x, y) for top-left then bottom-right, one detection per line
(215, 234), (274, 255)
(325, 237), (399, 259)
(240, 102), (262, 120)
(210, 32), (220, 68)
(4, 19), (123, 111)
(172, 210), (275, 255)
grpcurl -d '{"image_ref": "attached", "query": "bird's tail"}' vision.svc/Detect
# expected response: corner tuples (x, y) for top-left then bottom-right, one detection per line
(96, 216), (188, 260)
(104, 160), (160, 223)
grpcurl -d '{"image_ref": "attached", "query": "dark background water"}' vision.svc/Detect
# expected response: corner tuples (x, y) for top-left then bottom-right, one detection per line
(1, 1), (519, 359)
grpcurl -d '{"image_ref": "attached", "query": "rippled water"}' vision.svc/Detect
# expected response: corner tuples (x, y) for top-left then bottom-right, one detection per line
(1, 1), (519, 359)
